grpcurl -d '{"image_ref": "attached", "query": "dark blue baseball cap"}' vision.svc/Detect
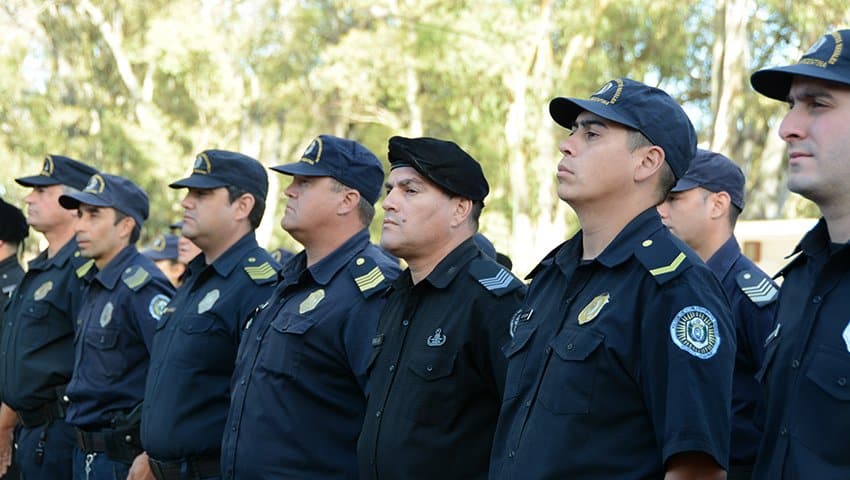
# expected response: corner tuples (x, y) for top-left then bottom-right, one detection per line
(271, 135), (385, 205)
(0, 198), (28, 244)
(15, 155), (98, 190)
(59, 173), (149, 228)
(671, 149), (746, 210)
(141, 233), (179, 261)
(170, 150), (269, 201)
(549, 78), (697, 179)
(752, 29), (850, 101)
(388, 136), (490, 202)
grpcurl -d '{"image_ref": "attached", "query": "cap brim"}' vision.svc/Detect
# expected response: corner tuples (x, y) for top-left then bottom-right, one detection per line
(169, 176), (228, 190)
(270, 162), (331, 177)
(141, 250), (172, 261)
(15, 175), (60, 187)
(751, 64), (850, 101)
(549, 97), (640, 131)
(669, 178), (701, 193)
(59, 192), (111, 210)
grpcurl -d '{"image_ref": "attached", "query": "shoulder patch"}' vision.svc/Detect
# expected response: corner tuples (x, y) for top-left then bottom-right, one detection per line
(76, 259), (95, 278)
(243, 256), (279, 285)
(349, 256), (390, 298)
(122, 265), (152, 291)
(670, 305), (721, 359)
(736, 270), (778, 307)
(469, 259), (523, 297)
(634, 230), (692, 285)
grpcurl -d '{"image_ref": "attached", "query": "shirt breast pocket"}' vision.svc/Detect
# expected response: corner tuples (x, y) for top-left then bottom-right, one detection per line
(172, 313), (227, 368)
(18, 301), (52, 348)
(84, 329), (125, 379)
(501, 324), (538, 400)
(538, 328), (605, 415)
(403, 351), (458, 425)
(258, 313), (318, 380)
(798, 345), (850, 462)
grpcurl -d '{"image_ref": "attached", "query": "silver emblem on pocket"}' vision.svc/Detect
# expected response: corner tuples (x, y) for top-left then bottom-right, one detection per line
(427, 328), (446, 347)
(100, 302), (114, 327)
(198, 289), (220, 314)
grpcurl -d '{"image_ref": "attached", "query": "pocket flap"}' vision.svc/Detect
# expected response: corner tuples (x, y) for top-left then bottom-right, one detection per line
(806, 345), (850, 401)
(179, 314), (217, 334)
(408, 351), (457, 381)
(85, 329), (118, 349)
(550, 328), (604, 362)
(271, 313), (317, 335)
(22, 302), (49, 318)
(502, 324), (537, 359)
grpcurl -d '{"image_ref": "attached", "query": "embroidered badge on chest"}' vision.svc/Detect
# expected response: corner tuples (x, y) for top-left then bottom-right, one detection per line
(100, 302), (114, 327)
(670, 305), (720, 359)
(578, 293), (610, 325)
(34, 281), (53, 301)
(299, 289), (325, 314)
(427, 328), (446, 347)
(198, 289), (220, 314)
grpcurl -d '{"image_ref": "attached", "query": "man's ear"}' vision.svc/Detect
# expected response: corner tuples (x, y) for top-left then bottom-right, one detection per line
(232, 193), (256, 222)
(337, 188), (361, 216)
(634, 145), (665, 183)
(709, 191), (732, 219)
(450, 197), (473, 228)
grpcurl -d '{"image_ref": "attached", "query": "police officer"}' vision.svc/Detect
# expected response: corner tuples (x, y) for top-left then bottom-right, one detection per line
(220, 135), (400, 479)
(168, 222), (201, 266)
(490, 79), (735, 479)
(141, 234), (185, 287)
(658, 149), (778, 479)
(0, 198), (27, 479)
(59, 174), (174, 479)
(135, 150), (279, 480)
(0, 155), (98, 480)
(358, 136), (525, 479)
(749, 29), (850, 478)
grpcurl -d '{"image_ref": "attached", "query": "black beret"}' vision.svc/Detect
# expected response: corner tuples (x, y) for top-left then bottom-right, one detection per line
(0, 198), (28, 244)
(388, 136), (489, 202)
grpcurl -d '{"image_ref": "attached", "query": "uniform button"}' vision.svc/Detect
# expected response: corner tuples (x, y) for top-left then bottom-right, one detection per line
(566, 344), (574, 351)
(544, 346), (552, 354)
(389, 364), (395, 372)
(525, 400), (532, 408)
(402, 320), (409, 327)
(812, 295), (822, 304)
(232, 426), (237, 431)
(426, 365), (433, 373)
(62, 395), (70, 403)
(375, 410), (382, 418)
(240, 379), (246, 385)
(508, 450), (515, 458)
(124, 435), (133, 443)
(791, 360), (800, 369)
(838, 377), (847, 387)
(780, 427), (788, 436)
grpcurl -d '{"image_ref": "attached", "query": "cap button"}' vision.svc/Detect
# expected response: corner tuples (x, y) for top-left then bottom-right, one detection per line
(248, 257), (256, 262)
(743, 272), (751, 280)
(356, 258), (365, 266)
(641, 240), (653, 247)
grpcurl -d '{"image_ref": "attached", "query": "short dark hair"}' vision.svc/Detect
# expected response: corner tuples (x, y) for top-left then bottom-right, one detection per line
(728, 204), (741, 228)
(468, 200), (484, 231)
(626, 130), (676, 202)
(330, 179), (375, 227)
(226, 185), (265, 229)
(112, 210), (141, 244)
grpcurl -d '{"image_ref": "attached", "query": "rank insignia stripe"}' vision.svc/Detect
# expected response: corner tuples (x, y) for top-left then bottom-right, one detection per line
(736, 271), (778, 307)
(76, 259), (95, 278)
(355, 266), (386, 292)
(649, 252), (686, 277)
(469, 259), (522, 296)
(244, 262), (277, 282)
(122, 266), (152, 291)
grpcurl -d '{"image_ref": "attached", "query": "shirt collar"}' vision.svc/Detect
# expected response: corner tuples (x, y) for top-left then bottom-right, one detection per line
(91, 245), (139, 290)
(421, 237), (479, 289)
(706, 235), (741, 280)
(556, 207), (663, 272)
(795, 218), (831, 258)
(28, 237), (79, 271)
(0, 255), (19, 275)
(281, 229), (371, 288)
(186, 232), (259, 278)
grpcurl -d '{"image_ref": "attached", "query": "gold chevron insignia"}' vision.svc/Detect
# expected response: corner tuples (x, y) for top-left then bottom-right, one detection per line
(355, 266), (385, 292)
(649, 252), (686, 277)
(245, 262), (276, 280)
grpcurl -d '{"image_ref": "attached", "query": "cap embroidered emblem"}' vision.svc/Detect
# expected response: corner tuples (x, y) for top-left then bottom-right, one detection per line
(42, 156), (55, 176)
(427, 328), (446, 347)
(84, 174), (106, 194)
(301, 137), (323, 165)
(589, 78), (624, 105)
(578, 293), (610, 325)
(193, 153), (212, 174)
(801, 31), (842, 68)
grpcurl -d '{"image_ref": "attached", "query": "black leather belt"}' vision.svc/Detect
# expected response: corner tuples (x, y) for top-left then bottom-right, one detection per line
(17, 399), (66, 428)
(149, 456), (220, 480)
(75, 426), (142, 464)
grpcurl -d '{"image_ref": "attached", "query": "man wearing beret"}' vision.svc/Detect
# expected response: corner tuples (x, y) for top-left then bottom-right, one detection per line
(58, 173), (174, 479)
(142, 234), (186, 287)
(358, 136), (525, 479)
(135, 150), (280, 480)
(220, 135), (400, 479)
(490, 79), (734, 479)
(0, 155), (98, 479)
(658, 148), (778, 480)
(749, 29), (850, 479)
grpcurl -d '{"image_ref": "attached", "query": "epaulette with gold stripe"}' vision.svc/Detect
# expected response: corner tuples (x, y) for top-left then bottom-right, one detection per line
(76, 259), (95, 278)
(243, 256), (279, 285)
(349, 255), (390, 298)
(634, 229), (693, 285)
(122, 265), (152, 291)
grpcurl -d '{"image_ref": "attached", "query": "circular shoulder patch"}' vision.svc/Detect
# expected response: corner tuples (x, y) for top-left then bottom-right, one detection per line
(669, 305), (720, 359)
(149, 294), (170, 321)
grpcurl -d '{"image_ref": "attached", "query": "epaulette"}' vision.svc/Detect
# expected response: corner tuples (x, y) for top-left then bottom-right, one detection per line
(72, 251), (95, 278)
(122, 265), (152, 291)
(633, 229), (692, 285)
(469, 259), (524, 297)
(243, 256), (278, 285)
(736, 270), (778, 307)
(349, 255), (391, 298)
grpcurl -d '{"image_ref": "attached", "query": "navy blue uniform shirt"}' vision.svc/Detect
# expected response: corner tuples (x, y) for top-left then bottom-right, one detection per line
(65, 246), (174, 429)
(141, 233), (279, 461)
(490, 209), (734, 479)
(0, 255), (24, 301)
(221, 229), (399, 479)
(0, 239), (88, 411)
(753, 219), (850, 478)
(358, 238), (525, 480)
(706, 235), (777, 466)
